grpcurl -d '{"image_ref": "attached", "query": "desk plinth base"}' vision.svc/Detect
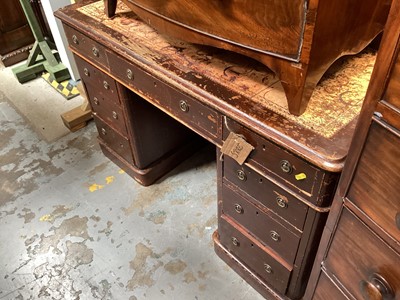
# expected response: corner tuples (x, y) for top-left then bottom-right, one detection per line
(99, 137), (204, 186)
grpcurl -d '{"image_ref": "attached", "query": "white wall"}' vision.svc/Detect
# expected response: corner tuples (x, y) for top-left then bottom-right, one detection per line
(41, 0), (80, 81)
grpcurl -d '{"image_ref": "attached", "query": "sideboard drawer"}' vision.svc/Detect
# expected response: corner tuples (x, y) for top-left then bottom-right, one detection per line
(312, 271), (348, 300)
(93, 115), (133, 165)
(223, 118), (324, 200)
(221, 184), (301, 264)
(348, 120), (400, 242)
(107, 52), (219, 144)
(223, 155), (308, 230)
(65, 25), (109, 69)
(325, 208), (400, 299)
(219, 214), (292, 294)
(74, 55), (119, 105)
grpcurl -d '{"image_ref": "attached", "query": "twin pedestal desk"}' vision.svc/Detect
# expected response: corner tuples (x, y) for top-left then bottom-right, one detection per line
(56, 2), (376, 299)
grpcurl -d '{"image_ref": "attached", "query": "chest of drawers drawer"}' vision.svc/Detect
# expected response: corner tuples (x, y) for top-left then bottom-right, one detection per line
(324, 207), (400, 299)
(223, 118), (335, 202)
(223, 155), (308, 230)
(65, 25), (109, 69)
(347, 120), (400, 243)
(312, 271), (348, 300)
(107, 52), (220, 145)
(221, 184), (301, 264)
(218, 214), (292, 295)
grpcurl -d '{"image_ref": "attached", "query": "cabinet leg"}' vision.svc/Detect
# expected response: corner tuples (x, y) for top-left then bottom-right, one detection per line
(104, 0), (117, 18)
(279, 66), (319, 116)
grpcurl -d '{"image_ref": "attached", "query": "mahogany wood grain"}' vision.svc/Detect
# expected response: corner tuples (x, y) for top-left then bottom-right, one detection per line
(105, 0), (390, 115)
(347, 120), (400, 243)
(312, 271), (348, 300)
(324, 208), (400, 299)
(305, 2), (400, 298)
(384, 46), (400, 109)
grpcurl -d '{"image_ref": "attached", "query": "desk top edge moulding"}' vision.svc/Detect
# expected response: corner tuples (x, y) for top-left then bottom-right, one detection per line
(104, 0), (391, 116)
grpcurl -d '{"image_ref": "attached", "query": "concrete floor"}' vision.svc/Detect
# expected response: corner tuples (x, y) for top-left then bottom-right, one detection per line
(0, 62), (265, 299)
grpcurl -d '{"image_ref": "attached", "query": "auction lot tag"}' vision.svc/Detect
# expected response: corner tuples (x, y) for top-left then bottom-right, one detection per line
(221, 132), (254, 165)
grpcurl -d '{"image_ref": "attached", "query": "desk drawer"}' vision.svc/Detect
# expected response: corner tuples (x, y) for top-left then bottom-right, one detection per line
(108, 52), (219, 144)
(221, 184), (300, 264)
(223, 118), (324, 200)
(93, 115), (133, 165)
(219, 214), (292, 294)
(348, 120), (400, 242)
(325, 208), (400, 299)
(74, 55), (119, 105)
(65, 25), (109, 69)
(224, 156), (308, 230)
(85, 81), (127, 136)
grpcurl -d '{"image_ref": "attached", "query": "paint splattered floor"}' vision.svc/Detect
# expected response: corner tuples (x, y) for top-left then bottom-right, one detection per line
(0, 84), (264, 299)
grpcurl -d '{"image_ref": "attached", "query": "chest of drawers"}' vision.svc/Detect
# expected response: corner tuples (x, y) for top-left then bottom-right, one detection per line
(104, 0), (390, 116)
(56, 1), (378, 298)
(305, 1), (400, 298)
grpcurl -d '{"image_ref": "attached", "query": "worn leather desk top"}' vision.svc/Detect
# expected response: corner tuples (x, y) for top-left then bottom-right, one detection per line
(56, 1), (377, 171)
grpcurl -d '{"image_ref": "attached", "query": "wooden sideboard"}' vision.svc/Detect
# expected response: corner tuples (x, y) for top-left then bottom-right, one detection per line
(0, 0), (34, 66)
(104, 0), (390, 116)
(304, 0), (400, 299)
(55, 1), (379, 298)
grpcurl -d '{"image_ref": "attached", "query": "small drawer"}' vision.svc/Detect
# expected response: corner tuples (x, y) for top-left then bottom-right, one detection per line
(219, 214), (292, 294)
(107, 52), (219, 144)
(221, 184), (300, 264)
(223, 118), (324, 200)
(65, 25), (109, 69)
(348, 120), (400, 243)
(85, 81), (127, 136)
(313, 271), (348, 300)
(74, 55), (119, 105)
(384, 49), (400, 111)
(93, 115), (133, 165)
(223, 155), (308, 230)
(325, 208), (400, 300)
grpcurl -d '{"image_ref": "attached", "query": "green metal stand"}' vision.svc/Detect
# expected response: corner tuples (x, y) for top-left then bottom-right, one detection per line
(13, 0), (70, 83)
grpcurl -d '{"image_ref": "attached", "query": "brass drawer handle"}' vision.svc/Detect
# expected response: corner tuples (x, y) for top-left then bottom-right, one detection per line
(126, 68), (134, 80)
(112, 111), (118, 119)
(236, 170), (247, 181)
(359, 273), (394, 300)
(231, 237), (239, 247)
(101, 128), (107, 136)
(179, 100), (189, 112)
(103, 81), (110, 90)
(72, 34), (79, 44)
(93, 97), (99, 105)
(92, 46), (99, 57)
(234, 204), (243, 214)
(276, 196), (288, 209)
(280, 160), (293, 174)
(83, 68), (90, 77)
(270, 231), (280, 242)
(264, 263), (273, 274)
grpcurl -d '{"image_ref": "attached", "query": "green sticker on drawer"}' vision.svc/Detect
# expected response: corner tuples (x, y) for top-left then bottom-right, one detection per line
(295, 173), (307, 180)
(221, 132), (254, 165)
